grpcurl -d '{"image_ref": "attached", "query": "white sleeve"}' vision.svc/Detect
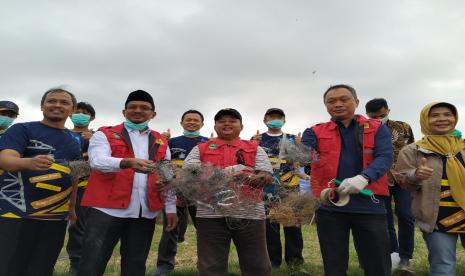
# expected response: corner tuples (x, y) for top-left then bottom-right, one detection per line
(88, 131), (123, 173)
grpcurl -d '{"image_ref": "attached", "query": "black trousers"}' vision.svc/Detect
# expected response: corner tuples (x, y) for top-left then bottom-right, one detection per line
(385, 183), (415, 260)
(265, 219), (304, 267)
(66, 189), (90, 269)
(0, 218), (67, 276)
(176, 205), (197, 242)
(156, 205), (196, 272)
(77, 208), (156, 276)
(316, 209), (391, 276)
(196, 217), (272, 276)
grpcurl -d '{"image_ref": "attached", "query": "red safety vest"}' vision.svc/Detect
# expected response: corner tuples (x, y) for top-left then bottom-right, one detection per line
(198, 138), (261, 200)
(310, 115), (389, 197)
(81, 123), (168, 211)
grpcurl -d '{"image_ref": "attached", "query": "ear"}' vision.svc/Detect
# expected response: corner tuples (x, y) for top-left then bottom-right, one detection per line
(90, 116), (95, 122)
(355, 98), (360, 108)
(151, 111), (157, 119)
(240, 124), (244, 130)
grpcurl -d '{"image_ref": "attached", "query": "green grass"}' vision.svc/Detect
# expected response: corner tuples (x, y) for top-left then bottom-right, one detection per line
(54, 223), (465, 275)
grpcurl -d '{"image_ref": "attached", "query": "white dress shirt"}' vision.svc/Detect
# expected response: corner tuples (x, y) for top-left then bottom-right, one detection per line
(88, 125), (176, 219)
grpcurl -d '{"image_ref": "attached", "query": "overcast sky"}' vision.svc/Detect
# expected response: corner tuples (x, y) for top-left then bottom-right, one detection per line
(1, 1), (464, 139)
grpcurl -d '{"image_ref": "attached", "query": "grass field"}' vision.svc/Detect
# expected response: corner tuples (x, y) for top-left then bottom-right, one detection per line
(53, 223), (465, 275)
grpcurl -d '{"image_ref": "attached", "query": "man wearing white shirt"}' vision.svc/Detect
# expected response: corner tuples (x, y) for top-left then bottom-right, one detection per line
(78, 90), (177, 276)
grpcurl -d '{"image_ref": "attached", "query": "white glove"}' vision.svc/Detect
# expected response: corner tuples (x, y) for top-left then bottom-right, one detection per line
(338, 175), (369, 195)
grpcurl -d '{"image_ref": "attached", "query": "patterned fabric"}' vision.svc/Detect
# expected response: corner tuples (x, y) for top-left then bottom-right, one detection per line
(436, 179), (465, 233)
(386, 120), (414, 183)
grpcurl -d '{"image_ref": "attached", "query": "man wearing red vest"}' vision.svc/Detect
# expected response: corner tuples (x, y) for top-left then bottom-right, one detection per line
(183, 108), (274, 276)
(301, 85), (393, 276)
(78, 90), (177, 276)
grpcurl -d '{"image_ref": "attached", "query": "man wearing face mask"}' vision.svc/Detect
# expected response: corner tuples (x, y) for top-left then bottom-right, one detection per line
(153, 109), (208, 276)
(365, 98), (415, 272)
(252, 108), (304, 269)
(67, 101), (96, 275)
(0, 100), (19, 137)
(78, 90), (177, 276)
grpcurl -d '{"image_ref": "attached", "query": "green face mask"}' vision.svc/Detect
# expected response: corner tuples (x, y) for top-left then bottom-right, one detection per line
(124, 119), (149, 130)
(183, 130), (200, 137)
(266, 120), (285, 129)
(0, 115), (14, 129)
(71, 113), (91, 127)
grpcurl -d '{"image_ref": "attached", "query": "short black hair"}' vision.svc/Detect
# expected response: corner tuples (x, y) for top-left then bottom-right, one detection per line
(181, 109), (204, 122)
(365, 98), (389, 113)
(76, 102), (96, 117)
(323, 84), (357, 101)
(41, 87), (77, 108)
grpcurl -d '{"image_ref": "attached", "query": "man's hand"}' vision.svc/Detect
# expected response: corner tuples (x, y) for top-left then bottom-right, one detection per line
(294, 132), (302, 143)
(81, 130), (93, 140)
(337, 175), (369, 195)
(251, 130), (262, 142)
(165, 213), (178, 231)
(161, 129), (171, 139)
(68, 205), (77, 226)
(120, 158), (155, 173)
(415, 157), (434, 180)
(26, 155), (55, 171)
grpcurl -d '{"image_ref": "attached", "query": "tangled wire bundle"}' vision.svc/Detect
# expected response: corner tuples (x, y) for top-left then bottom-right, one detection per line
(174, 164), (263, 214)
(267, 190), (319, 227)
(68, 160), (91, 180)
(278, 137), (318, 166)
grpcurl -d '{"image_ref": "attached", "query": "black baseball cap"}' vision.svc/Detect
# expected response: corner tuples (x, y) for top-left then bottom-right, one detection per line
(0, 101), (19, 115)
(214, 108), (242, 122)
(264, 108), (285, 117)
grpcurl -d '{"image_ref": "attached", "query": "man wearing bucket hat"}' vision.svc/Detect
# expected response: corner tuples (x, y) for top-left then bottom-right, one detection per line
(183, 108), (274, 275)
(0, 100), (19, 137)
(301, 84), (393, 276)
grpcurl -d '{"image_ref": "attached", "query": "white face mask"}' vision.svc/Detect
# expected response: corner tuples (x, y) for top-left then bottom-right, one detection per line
(380, 116), (389, 124)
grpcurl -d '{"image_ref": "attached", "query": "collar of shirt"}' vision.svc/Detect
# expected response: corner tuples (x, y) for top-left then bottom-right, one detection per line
(124, 125), (151, 135)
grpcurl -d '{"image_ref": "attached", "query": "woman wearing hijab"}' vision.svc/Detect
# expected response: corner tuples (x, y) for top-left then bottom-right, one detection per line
(394, 102), (465, 275)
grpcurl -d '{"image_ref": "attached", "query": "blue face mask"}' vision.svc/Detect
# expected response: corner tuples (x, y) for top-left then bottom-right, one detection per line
(71, 113), (91, 127)
(266, 120), (285, 129)
(183, 130), (200, 137)
(0, 115), (14, 129)
(124, 119), (149, 130)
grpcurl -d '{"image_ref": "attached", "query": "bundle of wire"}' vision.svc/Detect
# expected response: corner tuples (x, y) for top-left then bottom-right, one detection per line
(267, 188), (319, 227)
(174, 164), (264, 214)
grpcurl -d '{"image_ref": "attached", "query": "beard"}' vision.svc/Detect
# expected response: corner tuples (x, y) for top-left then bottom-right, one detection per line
(44, 114), (66, 122)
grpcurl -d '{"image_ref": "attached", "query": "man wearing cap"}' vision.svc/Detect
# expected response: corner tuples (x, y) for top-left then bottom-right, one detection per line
(252, 108), (304, 269)
(66, 101), (96, 275)
(0, 100), (20, 137)
(0, 88), (81, 275)
(301, 85), (393, 276)
(153, 109), (209, 276)
(78, 90), (177, 276)
(183, 108), (274, 276)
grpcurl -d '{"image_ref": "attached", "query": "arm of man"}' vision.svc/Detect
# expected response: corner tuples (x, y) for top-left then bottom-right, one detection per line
(0, 124), (54, 172)
(250, 146), (273, 187)
(300, 127), (318, 150)
(163, 146), (177, 231)
(361, 124), (394, 182)
(88, 131), (155, 173)
(182, 145), (202, 169)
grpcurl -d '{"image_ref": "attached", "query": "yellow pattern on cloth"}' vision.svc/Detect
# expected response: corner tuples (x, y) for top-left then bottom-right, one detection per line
(416, 102), (465, 211)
